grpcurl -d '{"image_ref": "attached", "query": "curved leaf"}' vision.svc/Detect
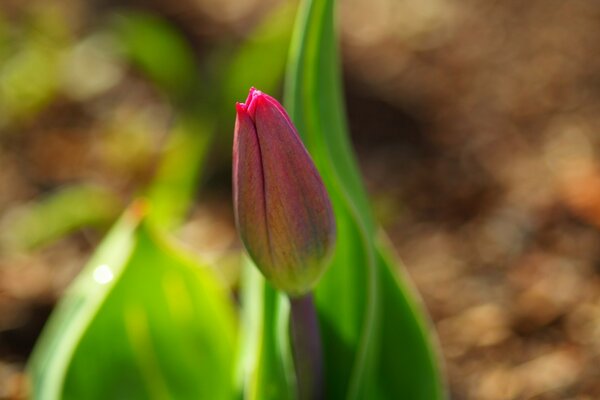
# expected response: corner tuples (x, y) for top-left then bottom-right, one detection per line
(284, 0), (446, 398)
(27, 203), (237, 399)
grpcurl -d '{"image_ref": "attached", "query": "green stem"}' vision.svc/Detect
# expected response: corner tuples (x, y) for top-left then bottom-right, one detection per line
(289, 293), (323, 400)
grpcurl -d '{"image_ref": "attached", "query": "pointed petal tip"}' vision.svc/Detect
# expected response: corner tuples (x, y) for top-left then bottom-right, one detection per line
(240, 87), (270, 120)
(245, 87), (260, 105)
(244, 89), (253, 106)
(247, 89), (262, 118)
(236, 102), (247, 114)
(235, 102), (257, 135)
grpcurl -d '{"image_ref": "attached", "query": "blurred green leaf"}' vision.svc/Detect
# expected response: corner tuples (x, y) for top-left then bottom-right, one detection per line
(0, 13), (9, 62)
(109, 12), (214, 229)
(28, 203), (238, 399)
(0, 4), (70, 124)
(237, 257), (295, 400)
(222, 2), (295, 109)
(140, 5), (295, 229)
(285, 0), (446, 398)
(144, 115), (214, 229)
(113, 11), (200, 104)
(61, 33), (124, 101)
(0, 184), (120, 251)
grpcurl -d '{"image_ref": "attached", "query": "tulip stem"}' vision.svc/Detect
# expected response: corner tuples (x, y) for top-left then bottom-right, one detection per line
(289, 293), (324, 400)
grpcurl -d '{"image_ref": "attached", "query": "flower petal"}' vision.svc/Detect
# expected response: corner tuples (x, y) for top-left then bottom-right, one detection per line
(233, 103), (272, 270)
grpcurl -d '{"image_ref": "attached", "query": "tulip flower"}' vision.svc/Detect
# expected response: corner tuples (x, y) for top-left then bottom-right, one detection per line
(233, 87), (335, 296)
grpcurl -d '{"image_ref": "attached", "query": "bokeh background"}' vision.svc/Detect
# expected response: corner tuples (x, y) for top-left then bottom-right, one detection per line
(2, 0), (600, 399)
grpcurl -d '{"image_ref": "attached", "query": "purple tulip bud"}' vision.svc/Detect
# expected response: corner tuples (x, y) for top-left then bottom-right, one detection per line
(233, 88), (335, 296)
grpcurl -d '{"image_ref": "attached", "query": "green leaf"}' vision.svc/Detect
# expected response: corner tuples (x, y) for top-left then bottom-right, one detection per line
(144, 115), (215, 229)
(222, 1), (296, 108)
(0, 184), (120, 251)
(120, 7), (295, 230)
(237, 257), (295, 400)
(285, 0), (446, 398)
(27, 203), (238, 399)
(111, 12), (216, 230)
(371, 237), (446, 399)
(0, 5), (69, 124)
(112, 11), (200, 104)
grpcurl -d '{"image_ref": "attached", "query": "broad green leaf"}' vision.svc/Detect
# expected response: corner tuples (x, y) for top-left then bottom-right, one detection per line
(285, 0), (446, 398)
(28, 203), (238, 399)
(237, 257), (295, 400)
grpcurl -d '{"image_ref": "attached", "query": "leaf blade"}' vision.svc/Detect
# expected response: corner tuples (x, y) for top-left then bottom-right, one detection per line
(238, 257), (295, 400)
(28, 204), (238, 399)
(284, 0), (446, 398)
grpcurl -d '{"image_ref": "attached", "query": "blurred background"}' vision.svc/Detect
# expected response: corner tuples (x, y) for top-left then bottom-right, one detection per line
(1, 0), (600, 399)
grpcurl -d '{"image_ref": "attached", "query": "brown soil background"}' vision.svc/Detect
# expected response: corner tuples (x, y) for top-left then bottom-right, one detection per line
(2, 0), (600, 399)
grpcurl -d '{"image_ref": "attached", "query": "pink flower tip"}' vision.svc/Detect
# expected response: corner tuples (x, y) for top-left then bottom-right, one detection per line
(241, 87), (263, 118)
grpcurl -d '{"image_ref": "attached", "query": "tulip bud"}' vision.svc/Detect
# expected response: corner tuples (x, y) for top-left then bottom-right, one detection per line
(233, 88), (335, 296)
